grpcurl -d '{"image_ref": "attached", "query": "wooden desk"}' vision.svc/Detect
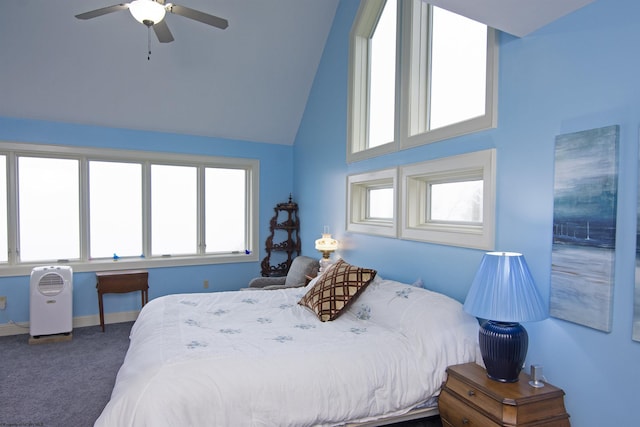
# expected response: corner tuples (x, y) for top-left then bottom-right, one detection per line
(96, 270), (149, 332)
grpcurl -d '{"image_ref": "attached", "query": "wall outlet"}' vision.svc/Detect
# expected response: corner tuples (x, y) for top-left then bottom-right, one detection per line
(0, 296), (6, 310)
(203, 280), (209, 289)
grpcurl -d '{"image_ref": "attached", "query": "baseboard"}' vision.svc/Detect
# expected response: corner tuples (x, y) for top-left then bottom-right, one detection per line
(0, 310), (140, 337)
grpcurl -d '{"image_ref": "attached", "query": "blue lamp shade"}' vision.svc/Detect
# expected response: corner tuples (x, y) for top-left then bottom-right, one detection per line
(463, 252), (548, 382)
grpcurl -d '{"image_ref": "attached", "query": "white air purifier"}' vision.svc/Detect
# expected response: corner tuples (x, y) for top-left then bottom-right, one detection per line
(30, 266), (73, 337)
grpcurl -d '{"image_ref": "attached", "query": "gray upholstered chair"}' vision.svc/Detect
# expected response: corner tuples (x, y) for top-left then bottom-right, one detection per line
(247, 256), (319, 290)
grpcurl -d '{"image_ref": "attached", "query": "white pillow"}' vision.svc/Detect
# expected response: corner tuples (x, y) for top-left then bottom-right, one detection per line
(346, 277), (476, 339)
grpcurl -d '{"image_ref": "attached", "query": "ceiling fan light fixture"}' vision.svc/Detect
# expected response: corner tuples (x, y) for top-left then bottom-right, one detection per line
(129, 0), (166, 26)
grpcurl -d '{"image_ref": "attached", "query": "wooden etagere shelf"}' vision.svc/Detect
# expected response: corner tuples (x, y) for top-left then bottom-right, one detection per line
(260, 196), (301, 277)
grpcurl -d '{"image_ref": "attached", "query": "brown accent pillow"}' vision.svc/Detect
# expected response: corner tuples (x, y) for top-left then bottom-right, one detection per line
(298, 260), (377, 322)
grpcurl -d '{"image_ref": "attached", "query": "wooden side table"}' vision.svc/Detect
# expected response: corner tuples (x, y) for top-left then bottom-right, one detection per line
(96, 270), (149, 332)
(439, 362), (570, 426)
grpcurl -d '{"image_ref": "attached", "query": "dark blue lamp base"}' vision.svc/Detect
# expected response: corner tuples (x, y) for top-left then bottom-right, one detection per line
(479, 321), (528, 383)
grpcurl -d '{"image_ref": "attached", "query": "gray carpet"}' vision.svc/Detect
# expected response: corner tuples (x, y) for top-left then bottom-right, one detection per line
(0, 321), (441, 427)
(0, 322), (133, 427)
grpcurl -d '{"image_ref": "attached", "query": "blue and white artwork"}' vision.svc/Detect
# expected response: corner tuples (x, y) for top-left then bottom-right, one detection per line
(550, 125), (619, 332)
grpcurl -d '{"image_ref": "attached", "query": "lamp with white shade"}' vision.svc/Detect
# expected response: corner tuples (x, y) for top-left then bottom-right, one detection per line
(315, 227), (338, 273)
(463, 252), (548, 383)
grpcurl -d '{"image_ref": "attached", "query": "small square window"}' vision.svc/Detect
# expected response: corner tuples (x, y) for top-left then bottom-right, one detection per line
(368, 187), (394, 220)
(347, 168), (397, 237)
(429, 179), (483, 224)
(400, 149), (495, 249)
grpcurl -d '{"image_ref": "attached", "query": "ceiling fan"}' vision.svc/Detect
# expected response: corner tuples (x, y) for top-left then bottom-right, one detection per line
(75, 0), (229, 43)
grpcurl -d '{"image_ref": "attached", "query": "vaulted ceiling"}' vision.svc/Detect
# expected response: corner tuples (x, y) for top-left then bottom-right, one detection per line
(0, 0), (594, 146)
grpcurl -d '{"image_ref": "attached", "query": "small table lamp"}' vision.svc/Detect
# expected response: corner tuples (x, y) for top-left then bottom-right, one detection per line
(463, 252), (548, 382)
(315, 228), (338, 273)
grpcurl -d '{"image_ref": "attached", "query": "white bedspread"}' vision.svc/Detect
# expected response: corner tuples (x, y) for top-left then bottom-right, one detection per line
(95, 277), (480, 427)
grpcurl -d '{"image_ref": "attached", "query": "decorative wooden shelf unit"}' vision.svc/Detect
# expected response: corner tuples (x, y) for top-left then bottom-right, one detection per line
(260, 196), (300, 277)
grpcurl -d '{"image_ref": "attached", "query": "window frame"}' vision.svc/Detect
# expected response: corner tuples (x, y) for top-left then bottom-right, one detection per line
(347, 0), (399, 162)
(347, 168), (397, 238)
(399, 149), (496, 250)
(88, 159), (143, 259)
(0, 142), (259, 277)
(347, 0), (499, 163)
(16, 155), (81, 263)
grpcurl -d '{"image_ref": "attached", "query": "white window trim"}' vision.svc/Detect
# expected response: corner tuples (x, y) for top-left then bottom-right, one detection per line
(347, 0), (499, 163)
(347, 168), (397, 238)
(347, 0), (399, 163)
(0, 141), (259, 277)
(399, 1), (499, 149)
(399, 149), (496, 249)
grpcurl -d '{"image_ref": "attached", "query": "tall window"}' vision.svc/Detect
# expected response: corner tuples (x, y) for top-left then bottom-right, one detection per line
(348, 0), (498, 162)
(205, 168), (246, 253)
(0, 156), (7, 263)
(18, 157), (80, 262)
(0, 143), (259, 276)
(368, 0), (396, 149)
(89, 161), (142, 259)
(151, 165), (198, 256)
(426, 7), (488, 131)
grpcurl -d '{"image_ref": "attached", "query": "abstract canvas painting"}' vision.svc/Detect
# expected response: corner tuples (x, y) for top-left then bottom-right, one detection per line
(550, 125), (619, 332)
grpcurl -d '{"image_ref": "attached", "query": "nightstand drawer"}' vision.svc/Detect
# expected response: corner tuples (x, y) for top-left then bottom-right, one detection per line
(444, 372), (504, 419)
(439, 389), (500, 427)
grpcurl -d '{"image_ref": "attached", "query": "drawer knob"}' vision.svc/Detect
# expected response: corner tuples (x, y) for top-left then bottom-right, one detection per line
(467, 390), (475, 397)
(462, 418), (470, 424)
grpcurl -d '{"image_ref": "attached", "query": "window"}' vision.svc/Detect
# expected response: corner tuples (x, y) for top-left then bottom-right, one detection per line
(0, 156), (6, 263)
(348, 0), (399, 160)
(368, 187), (394, 220)
(0, 142), (259, 276)
(89, 161), (142, 259)
(430, 180), (483, 223)
(347, 168), (397, 237)
(18, 157), (80, 262)
(205, 168), (246, 253)
(347, 0), (498, 162)
(368, 0), (397, 149)
(400, 149), (496, 249)
(151, 164), (198, 256)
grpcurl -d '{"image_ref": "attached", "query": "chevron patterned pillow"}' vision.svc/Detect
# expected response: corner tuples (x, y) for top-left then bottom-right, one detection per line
(298, 260), (377, 322)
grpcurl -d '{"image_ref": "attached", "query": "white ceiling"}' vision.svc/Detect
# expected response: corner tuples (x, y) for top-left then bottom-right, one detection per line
(0, 0), (339, 145)
(427, 0), (596, 38)
(0, 0), (595, 146)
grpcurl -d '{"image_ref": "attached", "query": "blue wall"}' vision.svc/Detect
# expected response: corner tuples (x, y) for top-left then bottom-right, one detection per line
(0, 117), (294, 323)
(2, 0), (639, 425)
(294, 0), (640, 426)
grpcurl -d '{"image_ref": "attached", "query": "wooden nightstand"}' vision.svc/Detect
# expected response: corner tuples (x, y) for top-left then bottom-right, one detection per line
(439, 363), (570, 427)
(96, 270), (149, 332)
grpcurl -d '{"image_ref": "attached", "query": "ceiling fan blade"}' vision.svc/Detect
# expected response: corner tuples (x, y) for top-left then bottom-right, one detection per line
(153, 20), (174, 43)
(168, 4), (229, 30)
(75, 4), (129, 20)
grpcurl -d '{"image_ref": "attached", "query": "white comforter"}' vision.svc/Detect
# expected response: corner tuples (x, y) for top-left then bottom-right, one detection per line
(95, 277), (480, 427)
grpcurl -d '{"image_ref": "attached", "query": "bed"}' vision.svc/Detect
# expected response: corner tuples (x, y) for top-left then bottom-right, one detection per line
(95, 261), (480, 426)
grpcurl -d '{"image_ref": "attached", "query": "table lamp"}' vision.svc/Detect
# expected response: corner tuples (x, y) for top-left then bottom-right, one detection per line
(315, 226), (338, 273)
(463, 252), (548, 382)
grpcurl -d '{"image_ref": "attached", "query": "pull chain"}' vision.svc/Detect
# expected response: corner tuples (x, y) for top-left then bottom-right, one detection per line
(147, 26), (151, 60)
